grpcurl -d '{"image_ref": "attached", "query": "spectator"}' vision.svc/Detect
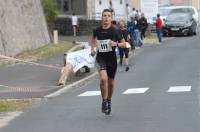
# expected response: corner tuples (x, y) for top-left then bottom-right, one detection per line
(155, 13), (162, 44)
(139, 13), (148, 40)
(71, 13), (78, 37)
(134, 14), (143, 48)
(129, 8), (137, 19)
(127, 16), (136, 50)
(136, 10), (141, 17)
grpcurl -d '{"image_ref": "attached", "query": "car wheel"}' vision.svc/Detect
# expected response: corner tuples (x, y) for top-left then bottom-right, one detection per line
(163, 33), (167, 37)
(168, 33), (172, 37)
(188, 29), (193, 36)
(193, 27), (198, 35)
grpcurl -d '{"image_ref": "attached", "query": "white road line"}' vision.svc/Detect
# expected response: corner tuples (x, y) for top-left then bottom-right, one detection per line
(123, 88), (149, 94)
(0, 112), (23, 129)
(78, 91), (101, 97)
(168, 86), (191, 93)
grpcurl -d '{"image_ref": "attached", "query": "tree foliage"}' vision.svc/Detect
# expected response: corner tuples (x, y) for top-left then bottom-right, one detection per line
(41, 0), (58, 29)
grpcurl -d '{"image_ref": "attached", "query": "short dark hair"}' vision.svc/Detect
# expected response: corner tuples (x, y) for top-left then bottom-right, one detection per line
(102, 9), (112, 16)
(157, 13), (160, 17)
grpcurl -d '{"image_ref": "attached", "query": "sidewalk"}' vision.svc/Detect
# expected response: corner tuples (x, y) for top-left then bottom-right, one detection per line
(0, 36), (93, 100)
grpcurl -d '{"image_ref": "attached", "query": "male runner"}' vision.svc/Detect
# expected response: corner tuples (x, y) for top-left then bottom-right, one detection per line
(90, 9), (125, 115)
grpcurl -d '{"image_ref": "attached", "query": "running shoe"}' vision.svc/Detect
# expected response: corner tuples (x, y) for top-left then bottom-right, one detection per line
(125, 66), (129, 72)
(102, 100), (108, 113)
(105, 100), (111, 115)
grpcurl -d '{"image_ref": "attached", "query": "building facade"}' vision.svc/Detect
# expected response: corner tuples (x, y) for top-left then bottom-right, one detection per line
(56, 0), (139, 20)
(55, 0), (200, 35)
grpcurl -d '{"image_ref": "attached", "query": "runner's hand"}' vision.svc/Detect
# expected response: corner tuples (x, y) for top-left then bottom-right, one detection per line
(109, 40), (117, 47)
(90, 50), (96, 56)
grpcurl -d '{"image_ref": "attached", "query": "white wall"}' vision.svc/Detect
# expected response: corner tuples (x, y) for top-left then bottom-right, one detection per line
(94, 0), (127, 21)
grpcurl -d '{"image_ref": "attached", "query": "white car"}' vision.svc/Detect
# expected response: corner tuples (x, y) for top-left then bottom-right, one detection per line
(159, 6), (199, 25)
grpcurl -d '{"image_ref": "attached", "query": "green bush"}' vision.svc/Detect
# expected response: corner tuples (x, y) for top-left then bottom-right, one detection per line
(41, 0), (58, 31)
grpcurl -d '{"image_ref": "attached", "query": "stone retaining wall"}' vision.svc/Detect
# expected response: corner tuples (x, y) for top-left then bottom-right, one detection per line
(0, 0), (50, 56)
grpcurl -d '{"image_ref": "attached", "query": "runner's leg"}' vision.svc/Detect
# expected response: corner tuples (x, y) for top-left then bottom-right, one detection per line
(99, 70), (108, 113)
(107, 78), (114, 100)
(99, 70), (108, 100)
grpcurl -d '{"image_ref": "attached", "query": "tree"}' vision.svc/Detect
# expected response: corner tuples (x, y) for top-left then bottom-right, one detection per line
(41, 0), (58, 40)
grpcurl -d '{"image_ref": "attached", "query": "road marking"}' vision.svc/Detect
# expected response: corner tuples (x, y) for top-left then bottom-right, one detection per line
(0, 112), (23, 129)
(123, 88), (149, 94)
(78, 91), (100, 97)
(168, 86), (191, 93)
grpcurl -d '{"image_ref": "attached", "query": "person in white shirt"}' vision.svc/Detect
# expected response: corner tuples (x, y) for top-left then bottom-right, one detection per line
(129, 8), (136, 19)
(71, 13), (78, 36)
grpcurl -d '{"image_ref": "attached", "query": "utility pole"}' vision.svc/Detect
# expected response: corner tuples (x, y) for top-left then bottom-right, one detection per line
(125, 0), (129, 21)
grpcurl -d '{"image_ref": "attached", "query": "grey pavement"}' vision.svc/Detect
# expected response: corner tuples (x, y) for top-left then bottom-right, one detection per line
(1, 34), (200, 131)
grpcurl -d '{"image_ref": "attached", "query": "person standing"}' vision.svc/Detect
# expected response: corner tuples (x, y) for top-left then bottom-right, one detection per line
(71, 13), (78, 37)
(134, 14), (143, 48)
(90, 9), (125, 115)
(130, 8), (137, 19)
(127, 16), (135, 50)
(139, 13), (148, 40)
(155, 13), (162, 44)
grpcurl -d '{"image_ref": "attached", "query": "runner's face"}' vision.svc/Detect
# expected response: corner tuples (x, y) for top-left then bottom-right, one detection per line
(102, 11), (112, 26)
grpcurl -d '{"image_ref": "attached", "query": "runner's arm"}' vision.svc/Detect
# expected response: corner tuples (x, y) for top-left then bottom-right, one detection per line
(90, 30), (97, 56)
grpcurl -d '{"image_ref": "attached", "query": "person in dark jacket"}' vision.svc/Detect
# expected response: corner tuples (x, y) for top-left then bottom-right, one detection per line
(139, 13), (148, 40)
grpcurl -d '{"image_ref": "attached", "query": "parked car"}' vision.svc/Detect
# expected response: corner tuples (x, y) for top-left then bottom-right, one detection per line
(162, 12), (198, 36)
(159, 6), (199, 25)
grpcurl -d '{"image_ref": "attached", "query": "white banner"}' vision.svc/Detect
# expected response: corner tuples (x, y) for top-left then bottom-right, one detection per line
(67, 48), (96, 72)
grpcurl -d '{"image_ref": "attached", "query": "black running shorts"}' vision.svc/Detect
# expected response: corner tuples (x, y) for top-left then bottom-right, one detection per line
(96, 57), (117, 79)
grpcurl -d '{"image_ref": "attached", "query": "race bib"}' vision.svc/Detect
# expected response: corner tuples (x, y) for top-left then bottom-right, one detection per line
(97, 39), (112, 53)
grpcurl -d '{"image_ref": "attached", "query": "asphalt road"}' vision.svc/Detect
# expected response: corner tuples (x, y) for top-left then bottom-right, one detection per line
(1, 34), (200, 132)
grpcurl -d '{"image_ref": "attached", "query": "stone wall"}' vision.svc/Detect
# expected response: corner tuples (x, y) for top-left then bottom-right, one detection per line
(0, 0), (50, 56)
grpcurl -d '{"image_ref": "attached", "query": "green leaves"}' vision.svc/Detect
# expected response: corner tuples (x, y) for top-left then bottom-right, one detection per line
(41, 0), (58, 28)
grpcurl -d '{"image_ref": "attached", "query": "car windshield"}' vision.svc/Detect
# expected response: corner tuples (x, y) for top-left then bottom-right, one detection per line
(159, 8), (172, 16)
(166, 13), (190, 22)
(171, 8), (195, 15)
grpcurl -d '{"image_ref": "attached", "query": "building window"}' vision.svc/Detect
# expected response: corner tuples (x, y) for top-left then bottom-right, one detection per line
(57, 0), (86, 15)
(63, 0), (69, 12)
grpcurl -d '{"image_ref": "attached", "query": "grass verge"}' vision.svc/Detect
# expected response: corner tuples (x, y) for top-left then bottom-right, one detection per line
(16, 41), (74, 62)
(0, 100), (31, 112)
(142, 33), (158, 45)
